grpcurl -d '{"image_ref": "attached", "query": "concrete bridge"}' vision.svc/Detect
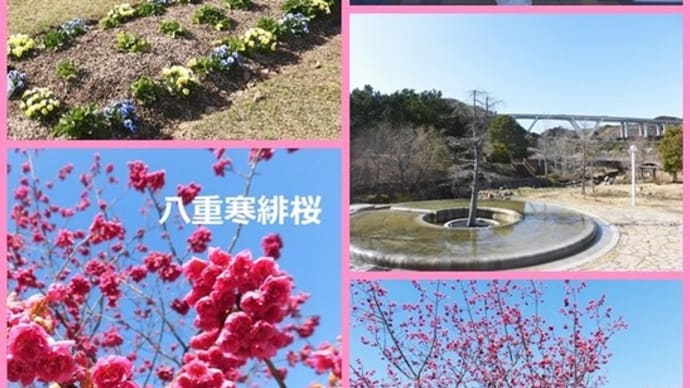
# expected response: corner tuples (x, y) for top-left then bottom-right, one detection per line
(506, 113), (682, 139)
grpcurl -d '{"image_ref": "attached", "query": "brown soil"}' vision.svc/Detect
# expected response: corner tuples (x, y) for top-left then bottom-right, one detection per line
(8, 0), (340, 139)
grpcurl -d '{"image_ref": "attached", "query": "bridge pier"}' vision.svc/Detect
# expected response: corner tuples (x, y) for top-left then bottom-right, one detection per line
(642, 122), (648, 138)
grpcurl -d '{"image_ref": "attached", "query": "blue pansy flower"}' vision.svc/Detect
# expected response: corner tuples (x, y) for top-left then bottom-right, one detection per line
(8, 70), (27, 99)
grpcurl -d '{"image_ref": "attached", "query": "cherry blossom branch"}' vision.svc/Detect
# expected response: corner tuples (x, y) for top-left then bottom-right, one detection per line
(368, 283), (416, 380)
(143, 304), (170, 386)
(121, 281), (189, 354)
(147, 189), (183, 264)
(264, 358), (288, 388)
(227, 160), (261, 253)
(414, 281), (442, 382)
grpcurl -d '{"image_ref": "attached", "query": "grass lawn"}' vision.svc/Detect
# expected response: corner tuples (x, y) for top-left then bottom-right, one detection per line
(177, 33), (341, 139)
(9, 0), (123, 35)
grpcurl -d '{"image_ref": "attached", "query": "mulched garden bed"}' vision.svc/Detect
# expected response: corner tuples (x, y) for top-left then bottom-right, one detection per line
(8, 0), (340, 139)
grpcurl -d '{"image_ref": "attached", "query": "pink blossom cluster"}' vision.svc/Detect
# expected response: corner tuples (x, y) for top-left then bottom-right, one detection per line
(307, 341), (342, 378)
(249, 148), (299, 164)
(144, 251), (182, 282)
(249, 148), (275, 162)
(129, 251), (183, 283)
(89, 213), (125, 244)
(261, 233), (283, 259)
(177, 182), (202, 205)
(211, 149), (233, 177)
(127, 161), (166, 192)
(289, 339), (342, 382)
(188, 227), (213, 253)
(7, 294), (76, 385)
(91, 355), (140, 388)
(175, 244), (315, 385)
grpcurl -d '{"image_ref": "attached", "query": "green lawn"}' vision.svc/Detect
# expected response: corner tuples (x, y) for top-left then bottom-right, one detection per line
(9, 0), (123, 34)
(178, 34), (341, 140)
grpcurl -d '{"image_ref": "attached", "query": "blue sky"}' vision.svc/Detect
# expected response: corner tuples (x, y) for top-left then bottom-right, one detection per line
(6, 149), (341, 387)
(350, 280), (682, 387)
(350, 14), (682, 130)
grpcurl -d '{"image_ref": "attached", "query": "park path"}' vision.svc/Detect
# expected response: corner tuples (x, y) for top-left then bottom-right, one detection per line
(514, 184), (682, 271)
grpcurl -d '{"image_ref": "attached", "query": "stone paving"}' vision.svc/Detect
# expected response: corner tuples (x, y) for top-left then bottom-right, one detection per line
(513, 183), (683, 271)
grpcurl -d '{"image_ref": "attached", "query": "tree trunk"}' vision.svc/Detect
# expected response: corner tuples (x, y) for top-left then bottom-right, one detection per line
(467, 141), (480, 227)
(467, 91), (479, 227)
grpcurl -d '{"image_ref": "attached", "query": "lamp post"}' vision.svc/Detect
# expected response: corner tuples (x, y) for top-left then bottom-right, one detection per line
(629, 145), (638, 206)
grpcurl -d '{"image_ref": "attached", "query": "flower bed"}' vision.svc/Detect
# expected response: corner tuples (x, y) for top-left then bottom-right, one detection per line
(8, 0), (339, 139)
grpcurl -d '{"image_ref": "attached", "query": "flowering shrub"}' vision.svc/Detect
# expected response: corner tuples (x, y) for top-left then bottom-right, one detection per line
(42, 19), (89, 51)
(257, 16), (280, 36)
(131, 76), (163, 106)
(211, 45), (242, 71)
(100, 3), (137, 29)
(162, 65), (198, 97)
(52, 105), (110, 138)
(241, 27), (277, 54)
(7, 149), (341, 388)
(278, 13), (310, 37)
(187, 56), (216, 78)
(215, 36), (247, 54)
(115, 31), (150, 53)
(135, 1), (167, 17)
(55, 59), (79, 81)
(8, 34), (36, 59)
(160, 20), (186, 38)
(104, 99), (139, 133)
(60, 18), (89, 38)
(20, 87), (61, 120)
(192, 6), (232, 31)
(42, 30), (72, 51)
(352, 280), (627, 387)
(225, 0), (252, 10)
(7, 70), (27, 98)
(282, 0), (332, 20)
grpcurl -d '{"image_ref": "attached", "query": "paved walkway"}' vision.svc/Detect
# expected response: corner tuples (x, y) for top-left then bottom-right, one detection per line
(514, 184), (682, 271)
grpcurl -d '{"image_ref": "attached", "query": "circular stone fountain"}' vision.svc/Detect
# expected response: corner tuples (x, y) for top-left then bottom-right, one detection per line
(350, 199), (615, 271)
(424, 207), (523, 229)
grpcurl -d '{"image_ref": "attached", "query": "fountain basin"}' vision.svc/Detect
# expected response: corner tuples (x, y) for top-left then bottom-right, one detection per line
(422, 207), (523, 229)
(350, 200), (601, 271)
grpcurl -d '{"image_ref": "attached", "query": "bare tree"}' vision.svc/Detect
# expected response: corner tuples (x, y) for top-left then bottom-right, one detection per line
(465, 90), (498, 227)
(351, 122), (452, 199)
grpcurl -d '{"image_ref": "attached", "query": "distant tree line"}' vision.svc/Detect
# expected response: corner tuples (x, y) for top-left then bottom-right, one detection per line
(350, 85), (470, 138)
(350, 86), (532, 202)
